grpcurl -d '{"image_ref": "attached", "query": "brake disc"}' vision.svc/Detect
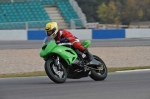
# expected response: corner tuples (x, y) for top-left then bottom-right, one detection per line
(52, 65), (63, 78)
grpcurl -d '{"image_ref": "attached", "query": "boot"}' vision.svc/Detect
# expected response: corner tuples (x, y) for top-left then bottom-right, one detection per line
(83, 49), (100, 66)
(83, 49), (94, 64)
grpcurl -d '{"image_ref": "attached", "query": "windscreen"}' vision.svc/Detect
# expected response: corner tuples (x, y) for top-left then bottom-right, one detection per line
(43, 37), (51, 44)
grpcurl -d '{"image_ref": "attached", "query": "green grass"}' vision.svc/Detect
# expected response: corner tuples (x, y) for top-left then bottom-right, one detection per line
(0, 66), (150, 78)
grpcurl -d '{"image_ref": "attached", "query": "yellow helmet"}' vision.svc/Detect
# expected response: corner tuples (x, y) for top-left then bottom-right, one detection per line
(45, 22), (58, 38)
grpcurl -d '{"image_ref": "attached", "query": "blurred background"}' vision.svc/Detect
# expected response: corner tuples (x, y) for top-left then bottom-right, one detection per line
(0, 0), (150, 30)
(0, 0), (86, 30)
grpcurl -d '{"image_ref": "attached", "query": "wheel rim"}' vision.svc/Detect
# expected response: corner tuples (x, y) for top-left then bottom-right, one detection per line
(52, 64), (64, 78)
(49, 62), (66, 79)
(96, 63), (106, 75)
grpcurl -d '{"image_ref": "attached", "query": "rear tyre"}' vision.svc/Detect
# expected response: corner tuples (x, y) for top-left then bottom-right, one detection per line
(89, 55), (107, 81)
(45, 59), (67, 83)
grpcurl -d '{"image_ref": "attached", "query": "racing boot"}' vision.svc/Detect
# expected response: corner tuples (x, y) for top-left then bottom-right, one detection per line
(83, 49), (94, 65)
(83, 49), (100, 66)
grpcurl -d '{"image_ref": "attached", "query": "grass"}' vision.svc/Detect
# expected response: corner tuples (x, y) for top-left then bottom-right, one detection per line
(0, 66), (150, 78)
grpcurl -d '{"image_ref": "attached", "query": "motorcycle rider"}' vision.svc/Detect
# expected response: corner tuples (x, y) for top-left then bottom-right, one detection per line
(45, 22), (94, 64)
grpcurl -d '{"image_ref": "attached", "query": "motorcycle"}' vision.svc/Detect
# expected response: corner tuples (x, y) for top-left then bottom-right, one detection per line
(39, 37), (107, 83)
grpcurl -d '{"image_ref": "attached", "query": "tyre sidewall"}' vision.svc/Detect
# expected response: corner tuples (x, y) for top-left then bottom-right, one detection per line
(45, 59), (67, 83)
(90, 55), (108, 81)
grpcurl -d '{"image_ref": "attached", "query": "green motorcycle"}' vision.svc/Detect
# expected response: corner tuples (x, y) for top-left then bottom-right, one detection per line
(39, 37), (107, 83)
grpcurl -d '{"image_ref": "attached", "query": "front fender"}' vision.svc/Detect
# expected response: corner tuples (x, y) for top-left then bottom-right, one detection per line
(51, 46), (77, 65)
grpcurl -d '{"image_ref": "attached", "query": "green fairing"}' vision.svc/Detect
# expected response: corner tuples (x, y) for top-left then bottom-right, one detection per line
(82, 40), (91, 48)
(39, 40), (91, 65)
(40, 40), (56, 58)
(52, 46), (77, 65)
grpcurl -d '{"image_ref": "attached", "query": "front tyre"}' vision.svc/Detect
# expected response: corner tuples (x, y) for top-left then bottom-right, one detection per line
(90, 55), (107, 81)
(45, 59), (67, 83)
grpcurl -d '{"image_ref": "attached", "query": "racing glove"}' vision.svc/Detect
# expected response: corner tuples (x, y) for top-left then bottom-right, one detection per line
(60, 38), (70, 43)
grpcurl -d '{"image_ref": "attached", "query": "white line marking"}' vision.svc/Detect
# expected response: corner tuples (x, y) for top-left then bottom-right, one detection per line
(115, 69), (150, 73)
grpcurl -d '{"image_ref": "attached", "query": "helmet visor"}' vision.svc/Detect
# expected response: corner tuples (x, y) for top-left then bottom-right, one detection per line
(46, 30), (53, 36)
(46, 27), (56, 36)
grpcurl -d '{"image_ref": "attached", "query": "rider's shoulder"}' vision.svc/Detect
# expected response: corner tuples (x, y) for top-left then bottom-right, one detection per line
(62, 29), (71, 34)
(62, 29), (68, 32)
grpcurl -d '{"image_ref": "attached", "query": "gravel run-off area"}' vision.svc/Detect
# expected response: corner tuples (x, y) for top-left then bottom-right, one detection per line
(0, 46), (150, 74)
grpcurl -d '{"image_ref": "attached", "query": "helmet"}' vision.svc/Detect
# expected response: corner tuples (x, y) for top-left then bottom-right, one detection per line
(45, 22), (58, 39)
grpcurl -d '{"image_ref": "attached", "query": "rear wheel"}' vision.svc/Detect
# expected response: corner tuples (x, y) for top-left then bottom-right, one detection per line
(45, 59), (67, 83)
(89, 55), (107, 81)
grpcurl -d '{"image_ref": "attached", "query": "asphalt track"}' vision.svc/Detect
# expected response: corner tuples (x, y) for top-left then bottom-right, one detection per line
(0, 70), (150, 99)
(1, 38), (150, 49)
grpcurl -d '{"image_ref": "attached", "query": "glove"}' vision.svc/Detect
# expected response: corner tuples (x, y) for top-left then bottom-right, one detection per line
(60, 38), (69, 43)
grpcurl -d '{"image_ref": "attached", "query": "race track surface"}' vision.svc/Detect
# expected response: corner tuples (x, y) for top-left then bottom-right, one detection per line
(0, 38), (150, 49)
(0, 70), (150, 99)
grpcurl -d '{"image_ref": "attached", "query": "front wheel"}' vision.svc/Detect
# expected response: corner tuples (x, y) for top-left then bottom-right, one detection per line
(45, 59), (67, 83)
(89, 55), (107, 81)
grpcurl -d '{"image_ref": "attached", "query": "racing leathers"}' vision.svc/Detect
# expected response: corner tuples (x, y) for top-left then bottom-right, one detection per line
(54, 29), (93, 63)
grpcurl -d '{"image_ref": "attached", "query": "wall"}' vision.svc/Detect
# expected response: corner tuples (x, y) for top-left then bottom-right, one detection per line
(92, 29), (125, 39)
(27, 29), (92, 40)
(27, 30), (46, 40)
(67, 29), (92, 40)
(126, 29), (150, 38)
(0, 30), (27, 40)
(0, 29), (150, 40)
